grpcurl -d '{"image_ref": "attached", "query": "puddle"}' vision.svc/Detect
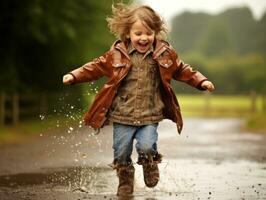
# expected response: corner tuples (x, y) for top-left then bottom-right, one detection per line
(1, 159), (266, 199)
(0, 166), (113, 189)
(1, 118), (266, 199)
(0, 164), (193, 200)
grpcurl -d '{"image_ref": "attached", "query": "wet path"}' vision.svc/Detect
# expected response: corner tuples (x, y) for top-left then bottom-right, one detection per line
(0, 118), (266, 199)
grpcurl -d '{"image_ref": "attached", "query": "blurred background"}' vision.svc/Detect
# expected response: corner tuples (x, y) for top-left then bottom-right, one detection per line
(0, 0), (266, 141)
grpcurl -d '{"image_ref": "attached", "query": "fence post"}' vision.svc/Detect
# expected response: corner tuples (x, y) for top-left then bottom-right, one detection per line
(13, 93), (19, 125)
(204, 92), (211, 116)
(0, 92), (5, 126)
(263, 93), (266, 113)
(40, 92), (48, 115)
(250, 91), (257, 113)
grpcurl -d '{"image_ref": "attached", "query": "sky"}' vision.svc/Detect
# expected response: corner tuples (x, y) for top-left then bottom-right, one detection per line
(141, 0), (266, 23)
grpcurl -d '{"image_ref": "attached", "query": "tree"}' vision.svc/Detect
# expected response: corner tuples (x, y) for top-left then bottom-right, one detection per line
(0, 0), (126, 92)
(170, 11), (211, 53)
(197, 19), (234, 57)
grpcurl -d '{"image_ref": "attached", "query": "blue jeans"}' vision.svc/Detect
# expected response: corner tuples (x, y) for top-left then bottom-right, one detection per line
(112, 122), (159, 166)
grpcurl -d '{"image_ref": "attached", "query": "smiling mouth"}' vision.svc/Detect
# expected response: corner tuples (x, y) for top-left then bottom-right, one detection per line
(138, 42), (149, 48)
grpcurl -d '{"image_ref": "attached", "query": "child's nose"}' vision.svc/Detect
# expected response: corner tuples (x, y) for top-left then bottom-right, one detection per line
(141, 35), (148, 41)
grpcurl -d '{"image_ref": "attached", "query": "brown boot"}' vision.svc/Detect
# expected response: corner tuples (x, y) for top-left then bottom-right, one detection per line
(138, 153), (162, 188)
(116, 165), (135, 196)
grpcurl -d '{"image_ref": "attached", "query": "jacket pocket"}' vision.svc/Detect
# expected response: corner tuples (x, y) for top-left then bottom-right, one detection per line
(158, 58), (173, 68)
(112, 62), (126, 68)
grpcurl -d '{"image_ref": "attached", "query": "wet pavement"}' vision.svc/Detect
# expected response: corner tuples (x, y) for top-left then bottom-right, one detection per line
(0, 118), (266, 199)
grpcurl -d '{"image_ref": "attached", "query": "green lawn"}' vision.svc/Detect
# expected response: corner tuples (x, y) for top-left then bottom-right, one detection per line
(0, 114), (81, 144)
(177, 94), (264, 117)
(0, 94), (265, 144)
(246, 113), (266, 133)
(0, 119), (44, 144)
(177, 94), (266, 133)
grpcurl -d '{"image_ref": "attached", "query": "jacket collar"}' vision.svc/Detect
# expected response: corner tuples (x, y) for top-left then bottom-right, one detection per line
(112, 40), (130, 60)
(153, 39), (169, 59)
(127, 42), (154, 60)
(112, 39), (168, 60)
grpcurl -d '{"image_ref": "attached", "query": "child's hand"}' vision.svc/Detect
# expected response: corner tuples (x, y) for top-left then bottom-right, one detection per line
(201, 81), (215, 92)
(63, 74), (74, 85)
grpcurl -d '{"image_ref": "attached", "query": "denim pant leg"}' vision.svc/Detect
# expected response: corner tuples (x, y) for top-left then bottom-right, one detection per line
(135, 123), (158, 158)
(113, 122), (137, 166)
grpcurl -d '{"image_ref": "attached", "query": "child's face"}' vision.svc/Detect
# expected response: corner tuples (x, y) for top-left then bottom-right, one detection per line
(128, 19), (155, 53)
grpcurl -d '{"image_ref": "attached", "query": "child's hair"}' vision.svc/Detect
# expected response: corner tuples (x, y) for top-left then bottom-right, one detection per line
(107, 3), (168, 41)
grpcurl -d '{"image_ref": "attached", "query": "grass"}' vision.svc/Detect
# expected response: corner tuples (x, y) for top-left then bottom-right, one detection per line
(245, 114), (266, 133)
(0, 119), (43, 144)
(0, 113), (83, 145)
(177, 94), (264, 117)
(0, 94), (265, 144)
(178, 93), (266, 133)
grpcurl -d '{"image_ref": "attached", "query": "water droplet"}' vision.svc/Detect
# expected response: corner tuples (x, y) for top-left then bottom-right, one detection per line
(39, 115), (45, 120)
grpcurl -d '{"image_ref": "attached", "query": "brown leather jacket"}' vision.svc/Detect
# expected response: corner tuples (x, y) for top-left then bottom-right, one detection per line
(69, 40), (208, 134)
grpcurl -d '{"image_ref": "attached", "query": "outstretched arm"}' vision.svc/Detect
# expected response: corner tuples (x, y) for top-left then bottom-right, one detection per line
(63, 51), (112, 85)
(173, 60), (214, 92)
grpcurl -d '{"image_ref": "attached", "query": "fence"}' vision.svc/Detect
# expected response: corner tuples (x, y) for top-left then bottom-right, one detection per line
(179, 92), (266, 117)
(0, 92), (84, 126)
(0, 92), (47, 126)
(0, 92), (265, 126)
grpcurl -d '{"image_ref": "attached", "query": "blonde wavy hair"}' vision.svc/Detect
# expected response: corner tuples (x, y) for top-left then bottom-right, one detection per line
(107, 3), (168, 41)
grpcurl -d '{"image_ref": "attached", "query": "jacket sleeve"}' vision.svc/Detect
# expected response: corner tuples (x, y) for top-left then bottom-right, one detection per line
(68, 51), (112, 84)
(173, 59), (208, 90)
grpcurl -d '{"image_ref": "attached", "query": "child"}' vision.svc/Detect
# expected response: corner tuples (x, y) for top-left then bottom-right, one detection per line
(63, 3), (214, 196)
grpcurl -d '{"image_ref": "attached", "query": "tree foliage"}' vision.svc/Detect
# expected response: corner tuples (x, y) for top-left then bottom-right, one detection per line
(171, 7), (265, 55)
(170, 7), (266, 94)
(1, 0), (127, 92)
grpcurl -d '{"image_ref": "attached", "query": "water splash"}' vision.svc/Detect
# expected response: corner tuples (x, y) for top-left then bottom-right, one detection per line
(38, 90), (109, 192)
(39, 115), (45, 120)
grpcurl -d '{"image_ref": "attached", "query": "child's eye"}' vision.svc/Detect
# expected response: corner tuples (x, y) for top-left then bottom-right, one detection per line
(134, 32), (142, 36)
